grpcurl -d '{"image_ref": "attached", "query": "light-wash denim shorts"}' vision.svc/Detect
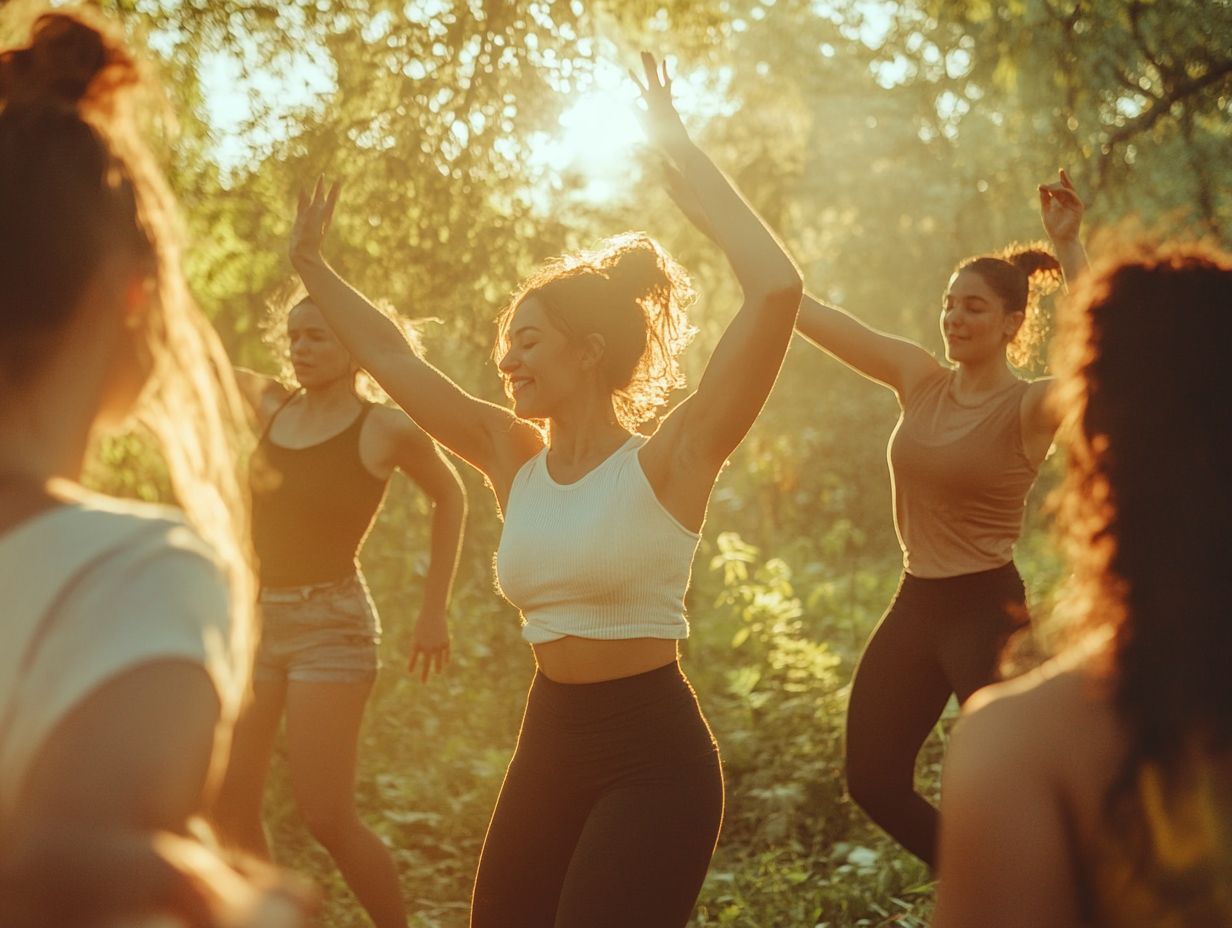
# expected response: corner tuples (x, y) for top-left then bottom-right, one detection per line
(254, 572), (380, 684)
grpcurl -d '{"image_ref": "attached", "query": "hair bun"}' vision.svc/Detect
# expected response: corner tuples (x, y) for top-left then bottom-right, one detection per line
(1005, 246), (1062, 282)
(0, 13), (137, 111)
(602, 233), (668, 303)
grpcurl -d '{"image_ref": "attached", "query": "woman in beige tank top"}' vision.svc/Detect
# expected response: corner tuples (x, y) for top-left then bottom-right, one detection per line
(792, 172), (1090, 867)
(932, 243), (1232, 927)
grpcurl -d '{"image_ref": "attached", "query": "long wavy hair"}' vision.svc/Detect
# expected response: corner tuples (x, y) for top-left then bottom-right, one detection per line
(0, 9), (253, 705)
(1053, 241), (1232, 922)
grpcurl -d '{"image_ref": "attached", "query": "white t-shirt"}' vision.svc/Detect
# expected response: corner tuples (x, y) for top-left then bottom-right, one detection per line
(0, 496), (242, 818)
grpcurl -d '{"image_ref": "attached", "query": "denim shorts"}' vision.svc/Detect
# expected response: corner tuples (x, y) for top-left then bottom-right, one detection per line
(254, 573), (380, 684)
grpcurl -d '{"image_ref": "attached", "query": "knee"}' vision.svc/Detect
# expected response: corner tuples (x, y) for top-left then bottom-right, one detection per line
(844, 747), (900, 815)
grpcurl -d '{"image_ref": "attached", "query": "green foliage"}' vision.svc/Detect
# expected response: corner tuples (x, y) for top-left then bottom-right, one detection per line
(61, 0), (1232, 924)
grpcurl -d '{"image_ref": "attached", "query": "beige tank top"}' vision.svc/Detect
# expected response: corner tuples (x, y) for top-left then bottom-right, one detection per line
(888, 367), (1039, 578)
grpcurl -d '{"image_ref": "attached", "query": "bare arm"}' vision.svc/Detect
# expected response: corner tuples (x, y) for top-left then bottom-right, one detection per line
(633, 54), (802, 505)
(386, 413), (467, 682)
(232, 367), (289, 429)
(795, 293), (939, 398)
(1026, 168), (1090, 438)
(289, 182), (542, 501)
(656, 140), (936, 402)
(932, 693), (1083, 928)
(1039, 168), (1089, 287)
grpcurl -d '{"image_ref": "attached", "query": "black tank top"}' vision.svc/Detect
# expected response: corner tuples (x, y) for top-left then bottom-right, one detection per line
(250, 396), (389, 587)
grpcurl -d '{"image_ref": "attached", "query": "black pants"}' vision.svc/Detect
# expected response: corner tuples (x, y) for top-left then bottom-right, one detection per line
(844, 562), (1028, 867)
(470, 663), (724, 928)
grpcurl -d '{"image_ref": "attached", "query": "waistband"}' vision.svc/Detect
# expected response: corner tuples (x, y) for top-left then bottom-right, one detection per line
(528, 661), (693, 715)
(259, 571), (364, 603)
(902, 560), (1021, 586)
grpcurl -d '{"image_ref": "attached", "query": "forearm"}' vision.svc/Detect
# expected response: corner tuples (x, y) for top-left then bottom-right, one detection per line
(668, 137), (801, 301)
(1053, 238), (1089, 288)
(420, 490), (466, 616)
(292, 253), (413, 372)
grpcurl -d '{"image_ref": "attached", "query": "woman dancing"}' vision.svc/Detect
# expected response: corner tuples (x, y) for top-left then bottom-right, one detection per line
(794, 171), (1088, 865)
(212, 293), (466, 928)
(287, 52), (803, 928)
(933, 243), (1232, 927)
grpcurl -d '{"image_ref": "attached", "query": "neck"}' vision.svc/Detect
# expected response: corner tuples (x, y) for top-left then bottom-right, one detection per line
(953, 354), (1017, 394)
(296, 375), (361, 414)
(0, 330), (114, 489)
(547, 394), (628, 465)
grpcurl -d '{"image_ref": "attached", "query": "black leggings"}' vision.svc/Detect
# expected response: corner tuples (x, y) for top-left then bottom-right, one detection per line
(470, 662), (724, 928)
(845, 562), (1028, 867)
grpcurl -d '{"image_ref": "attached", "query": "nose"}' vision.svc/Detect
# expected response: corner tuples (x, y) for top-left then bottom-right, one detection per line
(498, 347), (518, 373)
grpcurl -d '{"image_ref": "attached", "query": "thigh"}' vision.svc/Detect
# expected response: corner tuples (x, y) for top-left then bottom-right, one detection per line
(470, 743), (589, 928)
(939, 573), (1029, 705)
(554, 755), (724, 928)
(212, 678), (287, 835)
(846, 586), (952, 778)
(284, 679), (373, 819)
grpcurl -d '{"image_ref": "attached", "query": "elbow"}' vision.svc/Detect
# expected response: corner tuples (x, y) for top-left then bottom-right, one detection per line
(760, 273), (804, 317)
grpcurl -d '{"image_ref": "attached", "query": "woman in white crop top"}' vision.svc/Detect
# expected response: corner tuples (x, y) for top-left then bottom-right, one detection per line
(288, 52), (803, 928)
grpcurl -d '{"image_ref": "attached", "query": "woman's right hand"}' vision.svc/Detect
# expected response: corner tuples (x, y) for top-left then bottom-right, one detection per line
(289, 176), (340, 267)
(630, 51), (690, 156)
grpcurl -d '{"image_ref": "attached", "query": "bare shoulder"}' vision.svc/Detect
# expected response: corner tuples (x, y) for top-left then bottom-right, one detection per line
(958, 647), (1118, 776)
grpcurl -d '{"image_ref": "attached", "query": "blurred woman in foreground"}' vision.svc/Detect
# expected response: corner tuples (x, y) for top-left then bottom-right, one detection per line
(932, 243), (1232, 927)
(0, 8), (308, 926)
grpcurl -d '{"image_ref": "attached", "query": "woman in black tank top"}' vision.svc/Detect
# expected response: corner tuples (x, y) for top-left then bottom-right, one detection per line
(211, 298), (467, 928)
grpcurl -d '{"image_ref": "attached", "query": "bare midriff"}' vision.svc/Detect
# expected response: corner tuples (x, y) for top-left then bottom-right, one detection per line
(532, 636), (680, 684)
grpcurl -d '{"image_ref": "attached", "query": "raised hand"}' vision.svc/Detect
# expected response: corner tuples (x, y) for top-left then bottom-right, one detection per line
(629, 51), (689, 153)
(1038, 168), (1084, 244)
(290, 176), (340, 266)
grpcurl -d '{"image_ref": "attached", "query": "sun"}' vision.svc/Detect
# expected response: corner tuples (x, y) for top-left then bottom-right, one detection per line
(527, 59), (645, 201)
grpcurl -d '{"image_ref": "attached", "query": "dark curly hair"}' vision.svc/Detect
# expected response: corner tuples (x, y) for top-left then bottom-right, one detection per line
(958, 244), (1062, 370)
(494, 232), (697, 431)
(1053, 241), (1232, 922)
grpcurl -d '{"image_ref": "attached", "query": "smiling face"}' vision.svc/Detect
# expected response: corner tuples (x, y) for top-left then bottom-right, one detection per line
(941, 269), (1024, 366)
(497, 296), (592, 421)
(287, 301), (354, 390)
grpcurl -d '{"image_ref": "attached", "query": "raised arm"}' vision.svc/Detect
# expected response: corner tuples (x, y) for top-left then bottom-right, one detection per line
(1023, 168), (1090, 441)
(795, 294), (939, 399)
(655, 135), (936, 401)
(633, 53), (801, 498)
(1038, 168), (1089, 287)
(288, 182), (542, 502)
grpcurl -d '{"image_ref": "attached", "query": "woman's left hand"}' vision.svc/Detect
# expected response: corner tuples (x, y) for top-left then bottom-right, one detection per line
(407, 609), (451, 682)
(630, 51), (689, 154)
(1038, 168), (1084, 244)
(290, 176), (340, 267)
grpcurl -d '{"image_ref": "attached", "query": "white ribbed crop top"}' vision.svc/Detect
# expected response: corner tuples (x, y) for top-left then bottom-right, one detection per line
(495, 434), (701, 644)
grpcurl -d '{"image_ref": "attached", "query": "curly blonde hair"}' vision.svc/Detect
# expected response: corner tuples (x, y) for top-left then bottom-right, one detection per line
(494, 232), (697, 431)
